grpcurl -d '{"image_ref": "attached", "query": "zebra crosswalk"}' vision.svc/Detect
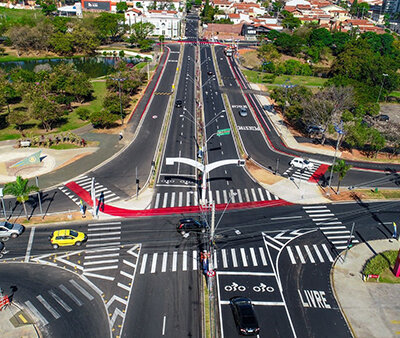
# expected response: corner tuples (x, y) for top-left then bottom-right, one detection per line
(283, 161), (321, 181)
(286, 243), (334, 265)
(153, 187), (278, 208)
(139, 246), (269, 274)
(59, 175), (120, 207)
(303, 205), (359, 250)
(22, 279), (94, 327)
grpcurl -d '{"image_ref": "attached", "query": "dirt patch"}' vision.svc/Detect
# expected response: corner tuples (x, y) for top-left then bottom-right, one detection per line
(246, 160), (284, 185)
(17, 211), (94, 227)
(55, 152), (94, 170)
(239, 50), (260, 69)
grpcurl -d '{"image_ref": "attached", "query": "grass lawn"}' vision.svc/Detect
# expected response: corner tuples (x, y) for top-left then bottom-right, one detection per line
(242, 69), (328, 87)
(363, 250), (400, 283)
(389, 91), (400, 98)
(83, 81), (107, 114)
(50, 143), (81, 150)
(0, 7), (44, 22)
(357, 189), (400, 200)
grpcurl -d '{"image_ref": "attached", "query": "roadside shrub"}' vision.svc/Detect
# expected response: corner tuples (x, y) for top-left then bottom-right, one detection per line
(75, 107), (91, 120)
(90, 110), (119, 128)
(363, 250), (397, 275)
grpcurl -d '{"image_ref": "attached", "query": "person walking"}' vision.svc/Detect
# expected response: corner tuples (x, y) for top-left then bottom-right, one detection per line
(79, 199), (86, 218)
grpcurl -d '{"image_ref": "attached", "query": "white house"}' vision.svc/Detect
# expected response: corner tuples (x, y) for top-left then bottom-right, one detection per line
(143, 10), (183, 38)
(125, 8), (143, 25)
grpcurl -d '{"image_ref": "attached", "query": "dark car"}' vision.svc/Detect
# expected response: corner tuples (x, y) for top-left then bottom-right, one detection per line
(207, 71), (213, 75)
(376, 114), (389, 122)
(177, 218), (208, 235)
(306, 125), (324, 134)
(230, 297), (260, 336)
(175, 99), (183, 108)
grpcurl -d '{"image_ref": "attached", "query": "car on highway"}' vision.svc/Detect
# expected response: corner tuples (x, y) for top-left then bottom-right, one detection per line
(0, 221), (24, 239)
(239, 107), (248, 117)
(49, 229), (88, 249)
(177, 218), (209, 235)
(207, 71), (213, 75)
(175, 99), (183, 108)
(290, 157), (314, 170)
(230, 297), (260, 336)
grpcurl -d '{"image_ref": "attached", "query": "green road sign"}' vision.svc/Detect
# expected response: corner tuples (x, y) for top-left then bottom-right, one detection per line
(217, 128), (230, 136)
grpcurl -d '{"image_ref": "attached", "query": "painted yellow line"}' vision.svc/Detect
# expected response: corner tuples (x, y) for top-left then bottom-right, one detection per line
(18, 314), (28, 323)
(392, 320), (400, 324)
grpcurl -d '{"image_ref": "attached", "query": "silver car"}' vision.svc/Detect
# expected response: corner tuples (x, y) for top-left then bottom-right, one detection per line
(0, 221), (25, 239)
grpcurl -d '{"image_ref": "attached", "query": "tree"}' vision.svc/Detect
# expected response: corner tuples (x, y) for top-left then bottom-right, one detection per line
(4, 176), (39, 220)
(90, 109), (119, 128)
(116, 1), (128, 13)
(307, 28), (332, 48)
(127, 22), (155, 45)
(94, 12), (126, 42)
(301, 86), (354, 144)
(257, 43), (280, 63)
(274, 33), (304, 55)
(281, 11), (301, 30)
(330, 160), (351, 194)
(36, 0), (57, 16)
(7, 109), (30, 131)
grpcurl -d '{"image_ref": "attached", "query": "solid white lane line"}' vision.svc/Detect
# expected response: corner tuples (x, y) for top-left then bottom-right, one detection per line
(286, 247), (297, 264)
(49, 290), (72, 312)
(313, 245), (324, 263)
(324, 230), (350, 235)
(25, 301), (48, 326)
(37, 295), (60, 319)
(85, 247), (120, 254)
(193, 250), (197, 270)
(120, 271), (133, 278)
(310, 213), (335, 217)
(83, 265), (118, 272)
(82, 272), (114, 281)
(327, 235), (355, 239)
(178, 192), (183, 207)
(140, 254), (148, 274)
(88, 226), (121, 232)
(251, 188), (257, 201)
(312, 217), (338, 222)
(215, 190), (221, 204)
(187, 191), (191, 206)
(223, 190), (228, 203)
(87, 237), (120, 242)
(222, 249), (228, 268)
(25, 227), (35, 263)
(183, 251), (187, 271)
(170, 192), (176, 207)
(295, 246), (306, 264)
(117, 283), (130, 291)
(265, 190), (271, 200)
(258, 188), (264, 200)
(85, 253), (120, 260)
(162, 193), (168, 208)
(236, 189), (243, 203)
(244, 189), (250, 202)
(249, 247), (258, 266)
(231, 248), (238, 267)
(162, 252), (168, 272)
(321, 244), (334, 262)
(172, 252), (177, 272)
(69, 280), (94, 300)
(209, 190), (213, 204)
(59, 285), (82, 306)
(304, 209), (330, 213)
(162, 315), (167, 336)
(316, 221), (342, 225)
(304, 245), (315, 263)
(84, 259), (119, 266)
(319, 226), (346, 230)
(88, 222), (121, 226)
(271, 216), (302, 220)
(240, 248), (248, 267)
(88, 232), (121, 237)
(151, 253), (158, 273)
(123, 259), (136, 268)
(154, 193), (161, 208)
(259, 247), (268, 266)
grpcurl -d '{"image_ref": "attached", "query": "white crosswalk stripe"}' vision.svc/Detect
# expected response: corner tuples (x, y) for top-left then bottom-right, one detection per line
(282, 161), (321, 181)
(152, 188), (278, 208)
(303, 206), (359, 250)
(58, 175), (120, 206)
(286, 244), (339, 264)
(138, 247), (271, 273)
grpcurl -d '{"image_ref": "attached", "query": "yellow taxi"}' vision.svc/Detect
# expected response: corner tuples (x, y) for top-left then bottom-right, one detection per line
(49, 229), (87, 249)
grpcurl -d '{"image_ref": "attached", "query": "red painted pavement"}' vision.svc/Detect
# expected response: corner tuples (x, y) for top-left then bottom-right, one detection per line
(65, 182), (292, 218)
(308, 164), (329, 183)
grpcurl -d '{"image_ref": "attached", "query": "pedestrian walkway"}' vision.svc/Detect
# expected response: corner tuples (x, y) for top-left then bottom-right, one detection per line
(332, 239), (400, 338)
(153, 187), (279, 209)
(285, 243), (334, 264)
(138, 246), (269, 274)
(59, 175), (120, 207)
(22, 279), (94, 328)
(282, 160), (322, 181)
(303, 205), (359, 250)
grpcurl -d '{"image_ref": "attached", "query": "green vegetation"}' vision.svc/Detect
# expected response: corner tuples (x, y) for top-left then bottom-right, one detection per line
(242, 70), (327, 87)
(50, 143), (80, 150)
(4, 176), (38, 219)
(389, 91), (400, 98)
(84, 81), (107, 113)
(363, 250), (400, 283)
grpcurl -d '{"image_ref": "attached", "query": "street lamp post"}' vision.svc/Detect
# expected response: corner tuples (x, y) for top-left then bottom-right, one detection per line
(328, 121), (344, 192)
(377, 73), (389, 103)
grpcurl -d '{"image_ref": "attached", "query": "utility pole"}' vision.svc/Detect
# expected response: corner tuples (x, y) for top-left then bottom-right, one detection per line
(91, 177), (97, 218)
(0, 188), (6, 220)
(343, 222), (355, 262)
(328, 121), (344, 193)
(35, 177), (43, 218)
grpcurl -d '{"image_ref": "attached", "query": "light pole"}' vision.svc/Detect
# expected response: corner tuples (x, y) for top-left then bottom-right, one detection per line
(328, 121), (344, 192)
(110, 73), (127, 125)
(0, 188), (6, 219)
(376, 73), (388, 103)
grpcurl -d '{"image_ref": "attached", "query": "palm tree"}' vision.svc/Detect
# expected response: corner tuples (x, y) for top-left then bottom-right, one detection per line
(4, 176), (39, 220)
(331, 160), (351, 194)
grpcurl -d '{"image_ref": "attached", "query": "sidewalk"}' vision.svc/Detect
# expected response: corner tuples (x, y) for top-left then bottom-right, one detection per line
(332, 239), (400, 338)
(0, 303), (38, 338)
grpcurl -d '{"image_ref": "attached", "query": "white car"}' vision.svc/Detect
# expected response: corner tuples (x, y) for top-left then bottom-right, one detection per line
(290, 157), (314, 170)
(0, 221), (25, 239)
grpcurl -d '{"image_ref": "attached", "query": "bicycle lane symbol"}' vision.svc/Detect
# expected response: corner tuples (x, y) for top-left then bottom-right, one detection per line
(224, 282), (246, 292)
